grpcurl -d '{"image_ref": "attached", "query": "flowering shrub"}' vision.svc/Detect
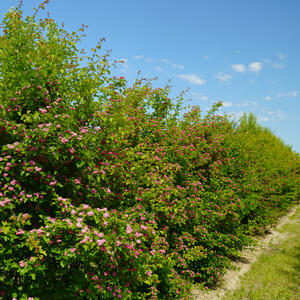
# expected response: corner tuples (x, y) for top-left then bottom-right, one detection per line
(0, 2), (299, 299)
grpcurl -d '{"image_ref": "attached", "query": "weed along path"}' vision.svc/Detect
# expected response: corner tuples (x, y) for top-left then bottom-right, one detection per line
(191, 205), (300, 300)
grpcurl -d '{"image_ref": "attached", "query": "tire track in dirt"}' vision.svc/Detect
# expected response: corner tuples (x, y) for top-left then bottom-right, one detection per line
(191, 205), (300, 300)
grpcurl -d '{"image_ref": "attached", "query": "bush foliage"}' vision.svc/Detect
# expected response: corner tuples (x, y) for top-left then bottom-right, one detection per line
(1, 2), (299, 299)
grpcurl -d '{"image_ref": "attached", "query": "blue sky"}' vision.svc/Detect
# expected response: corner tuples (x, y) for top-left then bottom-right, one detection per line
(1, 0), (300, 152)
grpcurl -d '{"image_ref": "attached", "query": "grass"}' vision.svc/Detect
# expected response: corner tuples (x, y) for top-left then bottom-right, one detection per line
(223, 206), (300, 300)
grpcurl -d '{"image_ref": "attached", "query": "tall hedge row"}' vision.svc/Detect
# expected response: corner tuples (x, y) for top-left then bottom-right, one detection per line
(0, 3), (299, 299)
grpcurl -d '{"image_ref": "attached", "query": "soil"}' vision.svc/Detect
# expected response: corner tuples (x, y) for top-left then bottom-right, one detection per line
(191, 205), (299, 300)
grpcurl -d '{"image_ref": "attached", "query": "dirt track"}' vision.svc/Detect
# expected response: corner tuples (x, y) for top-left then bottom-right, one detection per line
(191, 205), (299, 300)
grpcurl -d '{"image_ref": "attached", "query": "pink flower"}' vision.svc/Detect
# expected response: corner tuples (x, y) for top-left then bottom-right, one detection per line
(76, 222), (83, 228)
(16, 229), (25, 235)
(95, 232), (104, 238)
(38, 108), (47, 114)
(36, 229), (44, 236)
(150, 250), (156, 255)
(71, 209), (76, 215)
(59, 137), (68, 144)
(136, 239), (141, 244)
(49, 180), (57, 186)
(80, 128), (88, 134)
(81, 227), (88, 234)
(97, 239), (106, 246)
(87, 211), (94, 216)
(135, 232), (142, 237)
(19, 260), (25, 267)
(70, 248), (76, 253)
(126, 225), (132, 234)
(80, 236), (92, 244)
(29, 160), (35, 166)
(68, 148), (75, 154)
(103, 212), (110, 219)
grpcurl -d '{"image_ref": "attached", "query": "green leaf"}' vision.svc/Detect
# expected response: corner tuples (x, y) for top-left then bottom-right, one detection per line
(76, 161), (84, 168)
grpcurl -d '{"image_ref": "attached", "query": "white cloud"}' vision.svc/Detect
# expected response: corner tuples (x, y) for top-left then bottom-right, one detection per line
(276, 91), (297, 99)
(265, 96), (272, 101)
(171, 63), (184, 69)
(263, 56), (285, 69)
(191, 92), (208, 101)
(288, 91), (297, 98)
(237, 100), (258, 108)
(145, 57), (154, 62)
(177, 73), (206, 85)
(258, 116), (270, 122)
(273, 63), (285, 69)
(248, 62), (263, 73)
(276, 92), (284, 99)
(237, 101), (249, 107)
(133, 55), (153, 62)
(204, 55), (209, 59)
(264, 110), (285, 120)
(200, 96), (208, 101)
(222, 101), (233, 107)
(133, 55), (143, 60)
(155, 66), (163, 72)
(119, 58), (129, 73)
(159, 59), (184, 69)
(232, 64), (246, 73)
(215, 72), (232, 82)
(228, 111), (244, 121)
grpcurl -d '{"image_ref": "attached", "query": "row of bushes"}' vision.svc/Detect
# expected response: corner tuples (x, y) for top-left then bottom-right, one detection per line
(1, 2), (299, 299)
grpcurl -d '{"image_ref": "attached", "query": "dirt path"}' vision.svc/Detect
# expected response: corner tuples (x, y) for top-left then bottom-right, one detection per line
(191, 205), (299, 300)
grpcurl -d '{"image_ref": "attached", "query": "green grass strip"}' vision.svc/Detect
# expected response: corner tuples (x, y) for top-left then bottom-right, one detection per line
(223, 206), (300, 300)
